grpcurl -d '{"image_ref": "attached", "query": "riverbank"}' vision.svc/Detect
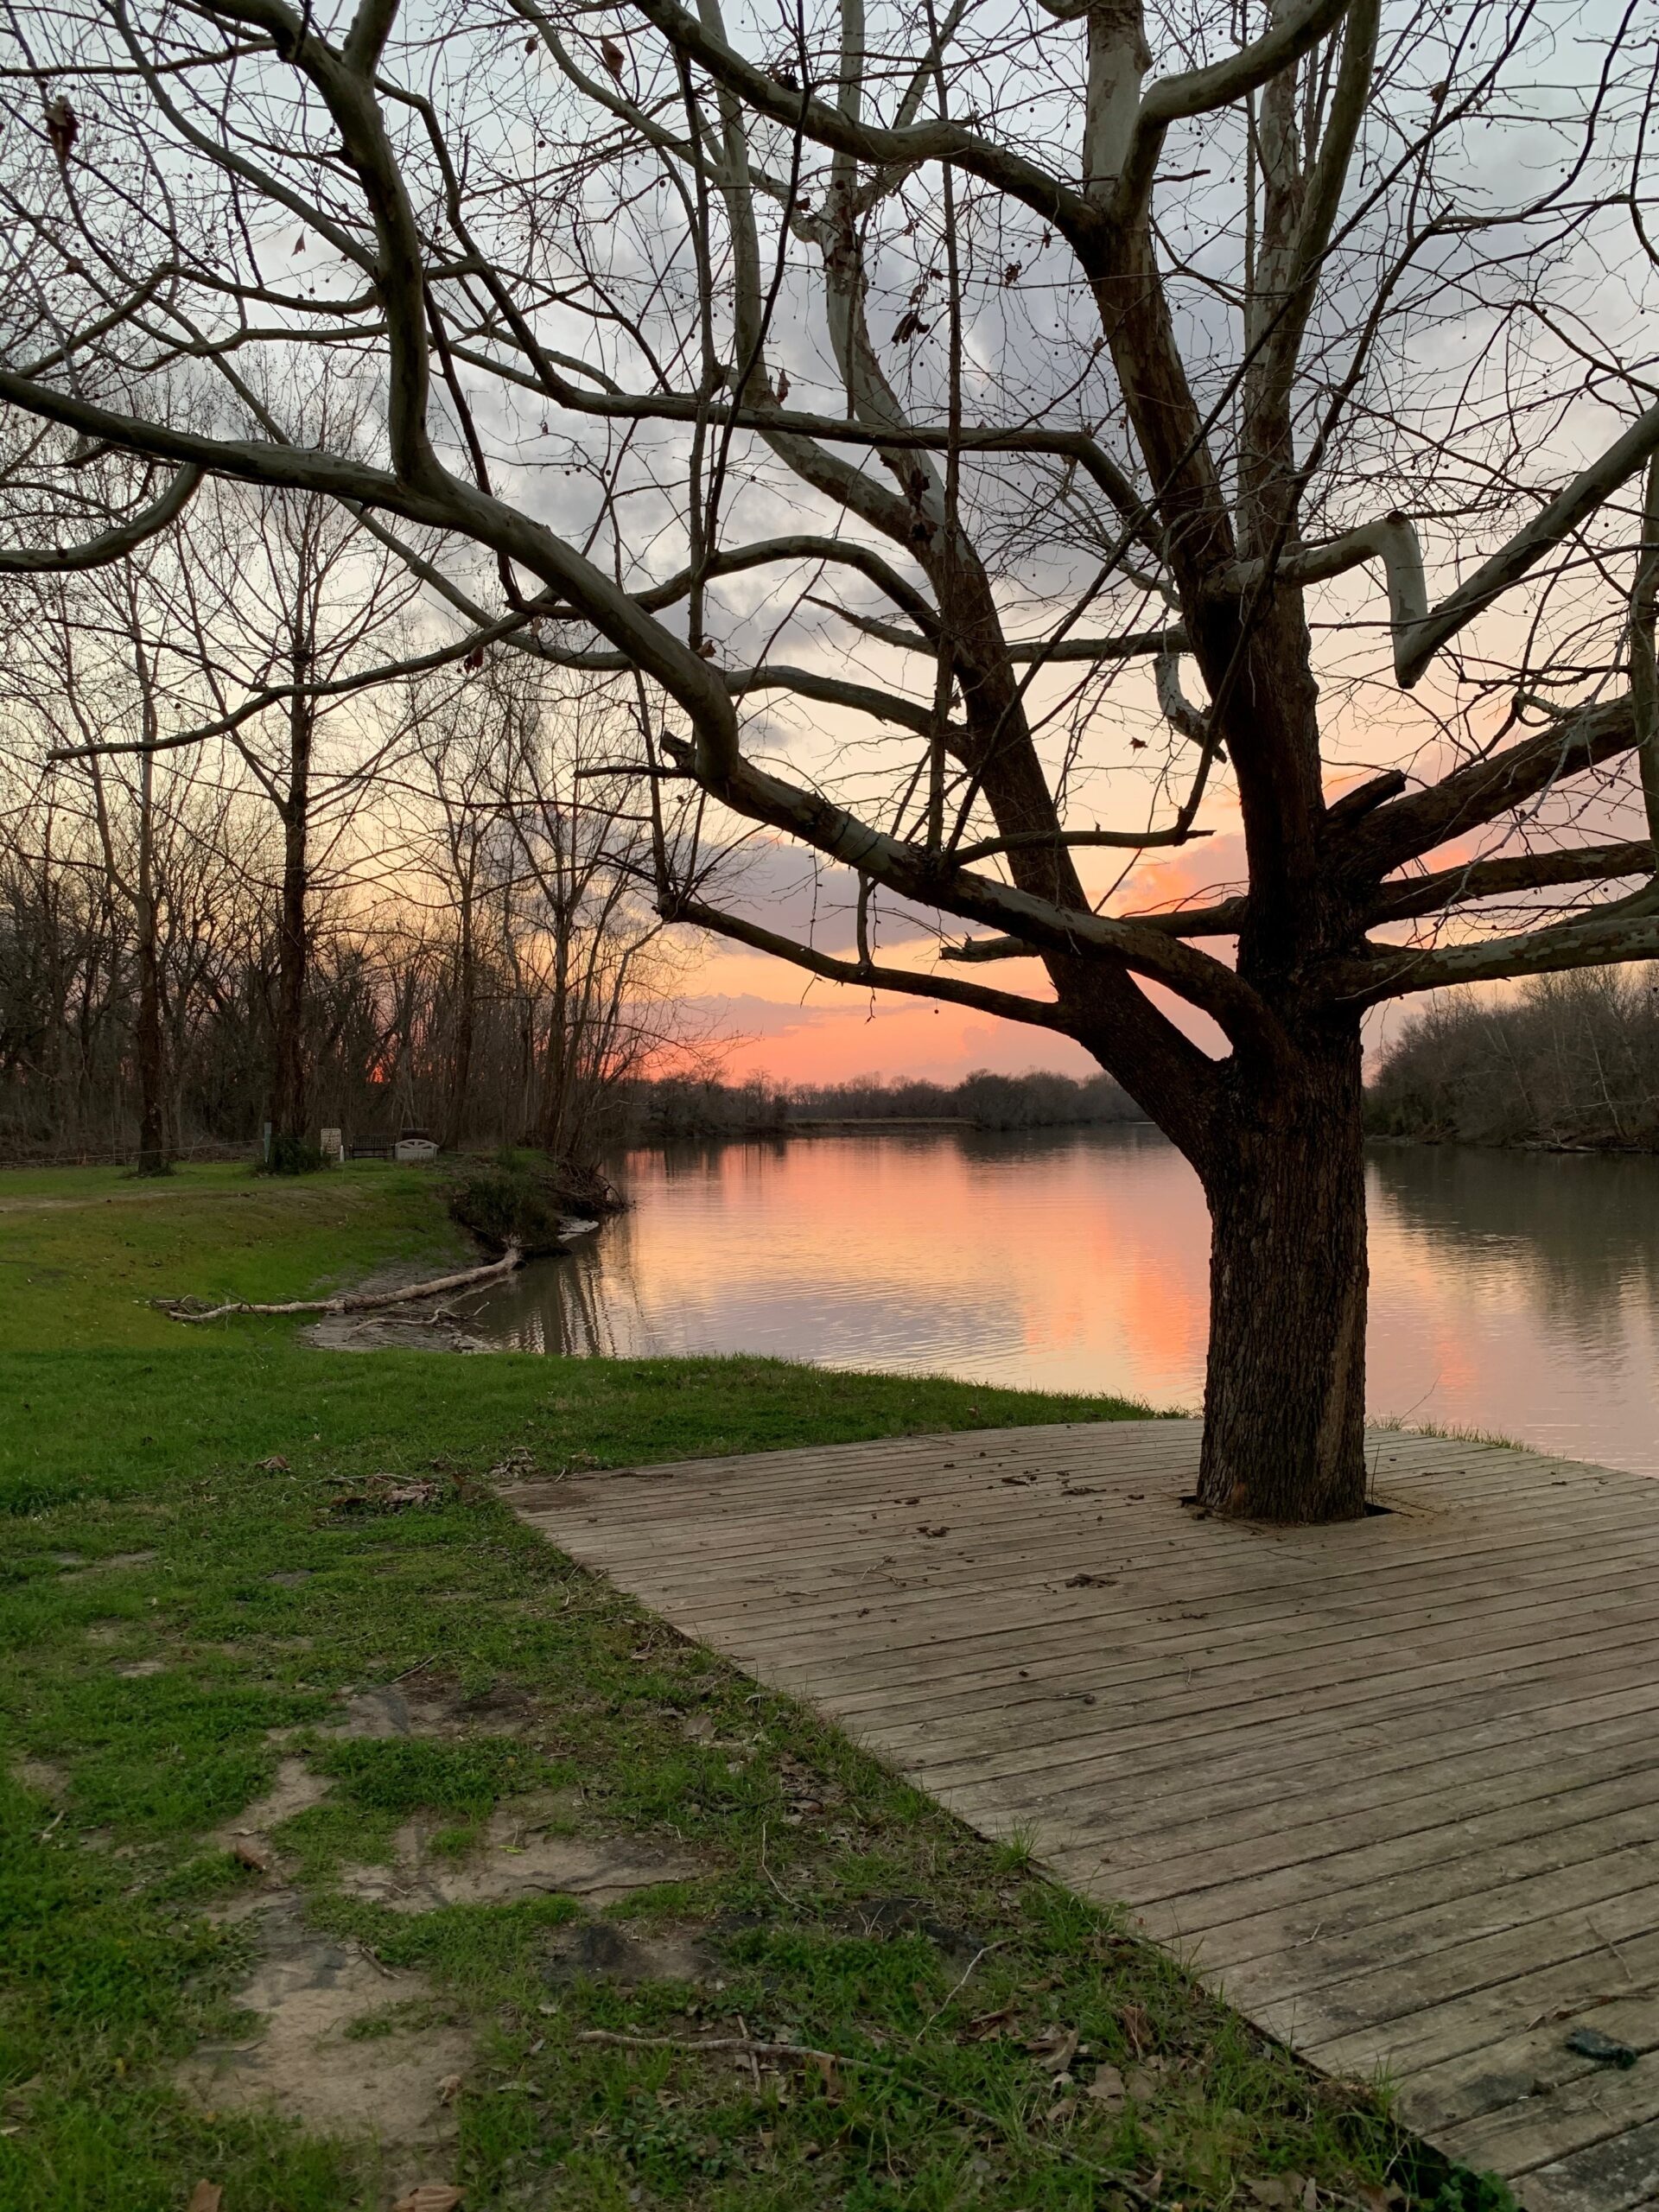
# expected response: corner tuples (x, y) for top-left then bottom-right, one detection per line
(0, 1165), (1497, 2209)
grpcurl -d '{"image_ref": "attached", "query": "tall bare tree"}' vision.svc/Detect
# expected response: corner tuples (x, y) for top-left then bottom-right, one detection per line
(4, 0), (1659, 1516)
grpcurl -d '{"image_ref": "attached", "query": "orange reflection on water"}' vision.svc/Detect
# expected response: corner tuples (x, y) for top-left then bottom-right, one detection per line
(466, 1128), (1659, 1478)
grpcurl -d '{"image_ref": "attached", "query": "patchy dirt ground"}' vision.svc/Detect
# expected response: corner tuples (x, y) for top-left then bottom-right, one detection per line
(181, 1897), (472, 2185)
(168, 1676), (715, 2202)
(341, 1800), (695, 1916)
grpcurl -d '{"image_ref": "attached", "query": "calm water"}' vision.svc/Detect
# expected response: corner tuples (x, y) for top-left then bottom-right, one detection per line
(460, 1127), (1659, 1478)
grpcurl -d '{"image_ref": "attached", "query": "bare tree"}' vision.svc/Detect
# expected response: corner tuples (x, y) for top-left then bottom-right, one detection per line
(4, 0), (1659, 1516)
(138, 440), (424, 1166)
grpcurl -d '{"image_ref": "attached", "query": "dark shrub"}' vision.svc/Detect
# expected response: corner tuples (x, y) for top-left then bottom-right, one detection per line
(446, 1154), (568, 1254)
(257, 1135), (330, 1176)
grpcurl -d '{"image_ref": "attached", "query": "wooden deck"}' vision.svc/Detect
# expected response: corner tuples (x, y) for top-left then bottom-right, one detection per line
(503, 1420), (1659, 2211)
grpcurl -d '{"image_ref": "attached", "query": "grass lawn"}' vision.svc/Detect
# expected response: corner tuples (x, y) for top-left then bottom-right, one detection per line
(0, 1163), (1503, 2211)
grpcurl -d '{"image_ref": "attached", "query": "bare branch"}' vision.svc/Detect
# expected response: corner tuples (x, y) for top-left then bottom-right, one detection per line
(0, 465), (203, 574)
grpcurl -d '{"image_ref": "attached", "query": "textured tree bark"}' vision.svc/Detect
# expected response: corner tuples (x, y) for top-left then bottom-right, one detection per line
(270, 682), (312, 1160)
(1197, 1021), (1369, 1522)
(442, 880), (476, 1154)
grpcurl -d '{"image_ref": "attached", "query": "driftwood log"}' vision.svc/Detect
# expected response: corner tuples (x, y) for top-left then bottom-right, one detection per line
(154, 1243), (524, 1324)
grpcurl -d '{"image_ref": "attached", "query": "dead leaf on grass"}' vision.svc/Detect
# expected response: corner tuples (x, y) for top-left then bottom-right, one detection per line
(1025, 2024), (1079, 2075)
(257, 1456), (289, 1472)
(963, 2003), (1017, 2040)
(186, 2186), (224, 2212)
(1087, 2062), (1127, 2111)
(378, 1481), (443, 1510)
(231, 1839), (271, 1875)
(391, 2189), (464, 2212)
(1119, 2002), (1152, 2055)
(436, 2071), (464, 2105)
(1245, 2175), (1317, 2210)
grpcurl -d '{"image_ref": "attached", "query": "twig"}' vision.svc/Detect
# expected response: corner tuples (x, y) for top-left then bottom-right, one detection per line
(756, 1820), (794, 1905)
(915, 1939), (1010, 2035)
(574, 2030), (1166, 2204)
(382, 1653), (439, 1686)
(152, 1244), (524, 1323)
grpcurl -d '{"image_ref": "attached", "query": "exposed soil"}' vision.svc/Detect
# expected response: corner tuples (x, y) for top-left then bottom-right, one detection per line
(342, 1796), (696, 1915)
(180, 1897), (471, 2194)
(302, 1256), (491, 1353)
(325, 1679), (541, 1741)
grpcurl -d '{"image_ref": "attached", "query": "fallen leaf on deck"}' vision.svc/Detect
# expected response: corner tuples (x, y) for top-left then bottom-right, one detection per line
(186, 2186), (224, 2212)
(1566, 2025), (1638, 2067)
(1026, 2024), (1079, 2074)
(1064, 1573), (1115, 1588)
(917, 1525), (950, 1539)
(391, 2187), (464, 2212)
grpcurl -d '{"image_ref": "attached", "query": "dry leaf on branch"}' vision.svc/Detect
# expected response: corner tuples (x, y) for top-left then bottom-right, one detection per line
(44, 94), (78, 165)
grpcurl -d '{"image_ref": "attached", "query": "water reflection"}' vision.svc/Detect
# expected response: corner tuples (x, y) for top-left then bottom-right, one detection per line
(460, 1128), (1659, 1477)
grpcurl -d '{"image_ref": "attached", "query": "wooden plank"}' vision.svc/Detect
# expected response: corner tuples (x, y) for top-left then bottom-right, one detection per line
(505, 1420), (1659, 2199)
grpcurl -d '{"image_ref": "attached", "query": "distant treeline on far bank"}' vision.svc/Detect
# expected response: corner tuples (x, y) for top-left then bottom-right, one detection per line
(663, 969), (1659, 1157)
(624, 1070), (1147, 1143)
(1367, 967), (1659, 1152)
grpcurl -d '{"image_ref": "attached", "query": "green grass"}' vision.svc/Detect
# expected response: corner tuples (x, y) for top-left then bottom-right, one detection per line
(0, 1160), (469, 1350)
(0, 1163), (1510, 2211)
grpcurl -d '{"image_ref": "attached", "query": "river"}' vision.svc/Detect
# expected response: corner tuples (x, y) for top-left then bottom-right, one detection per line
(459, 1127), (1659, 1478)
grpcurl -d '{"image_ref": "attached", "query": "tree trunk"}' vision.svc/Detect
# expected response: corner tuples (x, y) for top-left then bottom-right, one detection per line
(1197, 1023), (1369, 1522)
(442, 882), (476, 1154)
(133, 749), (168, 1177)
(270, 686), (312, 1160)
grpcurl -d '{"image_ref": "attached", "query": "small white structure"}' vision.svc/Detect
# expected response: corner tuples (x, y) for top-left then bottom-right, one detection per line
(320, 1127), (344, 1162)
(393, 1131), (440, 1165)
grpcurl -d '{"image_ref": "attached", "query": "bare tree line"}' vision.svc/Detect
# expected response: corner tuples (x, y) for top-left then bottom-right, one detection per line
(636, 1066), (1146, 1140)
(1, 623), (702, 1166)
(5, 0), (1659, 1515)
(1370, 968), (1659, 1152)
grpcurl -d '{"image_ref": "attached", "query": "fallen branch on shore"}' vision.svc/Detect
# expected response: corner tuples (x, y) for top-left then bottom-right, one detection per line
(152, 1244), (524, 1324)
